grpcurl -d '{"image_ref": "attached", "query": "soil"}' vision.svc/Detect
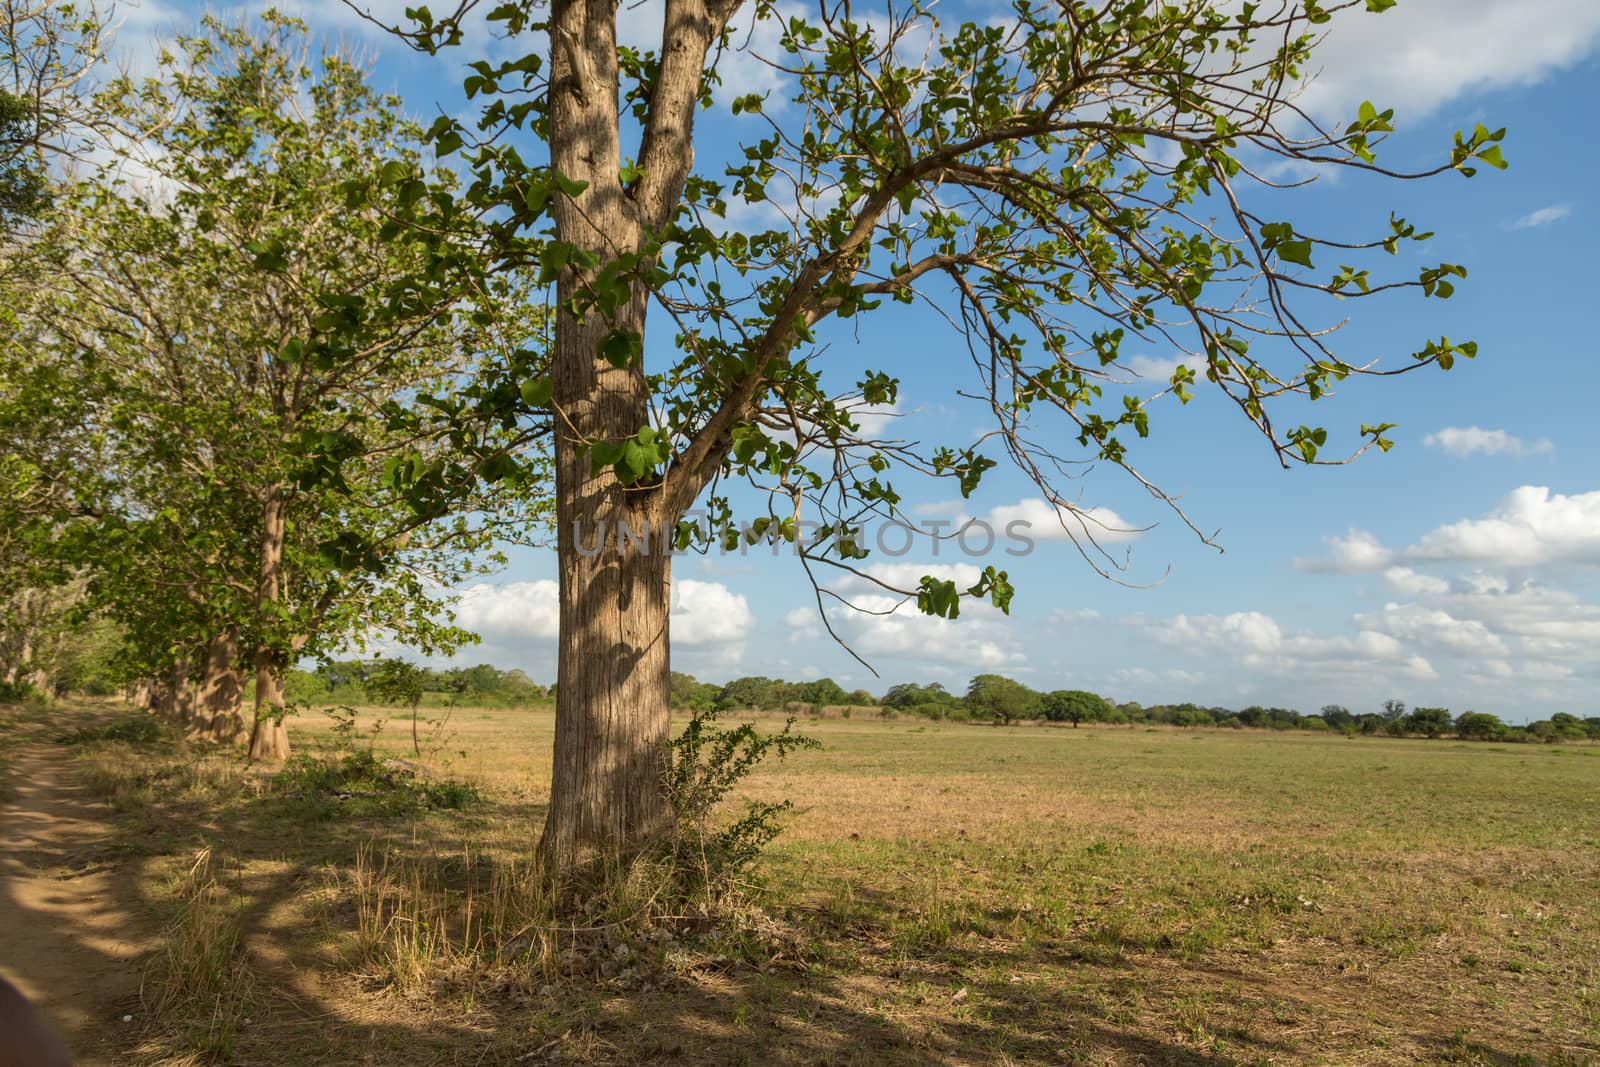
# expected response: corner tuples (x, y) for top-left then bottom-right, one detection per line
(0, 741), (156, 1066)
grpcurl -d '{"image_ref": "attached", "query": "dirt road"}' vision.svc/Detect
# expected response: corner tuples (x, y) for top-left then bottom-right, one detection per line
(0, 741), (156, 1065)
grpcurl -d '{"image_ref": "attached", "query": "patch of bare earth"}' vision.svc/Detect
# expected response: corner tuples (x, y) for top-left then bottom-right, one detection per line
(0, 740), (158, 1065)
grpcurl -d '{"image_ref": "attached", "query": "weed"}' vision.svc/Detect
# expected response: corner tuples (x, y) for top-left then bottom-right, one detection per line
(145, 848), (254, 1059)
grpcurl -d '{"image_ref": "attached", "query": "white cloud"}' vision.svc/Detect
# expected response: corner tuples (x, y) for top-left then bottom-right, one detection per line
(1382, 567), (1450, 597)
(1141, 609), (1433, 682)
(452, 577), (751, 655)
(1423, 426), (1555, 458)
(455, 580), (560, 641)
(984, 497), (1142, 545)
(1291, 0), (1600, 123)
(1354, 603), (1509, 658)
(1510, 204), (1574, 229)
(783, 606), (822, 641)
(1409, 487), (1600, 567)
(1297, 529), (1394, 573)
(670, 579), (754, 646)
(1048, 607), (1101, 624)
(1121, 354), (1188, 382)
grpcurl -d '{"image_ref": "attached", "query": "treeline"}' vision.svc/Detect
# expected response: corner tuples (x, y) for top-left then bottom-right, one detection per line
(283, 661), (550, 709)
(671, 673), (877, 713)
(667, 671), (1599, 744)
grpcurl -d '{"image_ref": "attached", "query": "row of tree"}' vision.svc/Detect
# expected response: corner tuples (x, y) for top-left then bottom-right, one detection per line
(2, 12), (550, 758)
(662, 674), (1597, 742)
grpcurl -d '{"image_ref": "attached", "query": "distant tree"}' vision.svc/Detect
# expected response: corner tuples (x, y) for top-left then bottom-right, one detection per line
(883, 682), (958, 710)
(1585, 717), (1600, 742)
(1406, 706), (1452, 738)
(1320, 704), (1354, 728)
(670, 671), (720, 712)
(1454, 711), (1505, 741)
(1382, 699), (1407, 722)
(844, 688), (876, 708)
(366, 659), (427, 757)
(965, 675), (1040, 726)
(1547, 713), (1587, 741)
(717, 676), (778, 711)
(1041, 689), (1111, 727)
(1172, 706), (1214, 727)
(800, 677), (849, 707)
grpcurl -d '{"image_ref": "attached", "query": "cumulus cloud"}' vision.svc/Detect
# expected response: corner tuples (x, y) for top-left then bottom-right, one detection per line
(452, 578), (752, 654)
(455, 580), (560, 641)
(841, 594), (1026, 669)
(1382, 567), (1450, 597)
(1297, 529), (1394, 573)
(1423, 426), (1555, 458)
(984, 497), (1143, 545)
(1141, 610), (1435, 680)
(1291, 0), (1600, 123)
(670, 580), (755, 646)
(1408, 487), (1600, 567)
(1509, 204), (1574, 229)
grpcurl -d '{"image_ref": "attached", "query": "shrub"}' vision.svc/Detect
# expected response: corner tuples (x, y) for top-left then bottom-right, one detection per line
(667, 707), (820, 887)
(56, 713), (167, 745)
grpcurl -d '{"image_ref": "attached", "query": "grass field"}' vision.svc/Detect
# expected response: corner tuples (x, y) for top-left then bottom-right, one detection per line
(4, 701), (1599, 1065)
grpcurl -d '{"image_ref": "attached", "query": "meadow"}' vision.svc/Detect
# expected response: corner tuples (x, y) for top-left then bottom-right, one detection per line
(2, 701), (1598, 1066)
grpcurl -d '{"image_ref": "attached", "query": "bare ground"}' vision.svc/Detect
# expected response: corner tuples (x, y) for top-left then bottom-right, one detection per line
(0, 738), (157, 1065)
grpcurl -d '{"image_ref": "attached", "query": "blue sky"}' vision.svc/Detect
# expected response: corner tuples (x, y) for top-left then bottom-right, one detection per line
(125, 0), (1600, 720)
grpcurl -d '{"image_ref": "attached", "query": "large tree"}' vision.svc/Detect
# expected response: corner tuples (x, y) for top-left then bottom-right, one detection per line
(7, 14), (549, 752)
(358, 0), (1502, 870)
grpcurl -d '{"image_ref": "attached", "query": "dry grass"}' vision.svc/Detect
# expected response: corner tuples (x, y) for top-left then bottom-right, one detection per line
(9, 702), (1600, 1065)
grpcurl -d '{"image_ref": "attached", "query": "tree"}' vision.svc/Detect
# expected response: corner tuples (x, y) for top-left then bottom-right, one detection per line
(1320, 704), (1353, 729)
(366, 658), (428, 757)
(717, 676), (778, 710)
(1041, 689), (1110, 727)
(1382, 699), (1407, 723)
(0, 0), (112, 232)
(8, 15), (546, 756)
(1454, 711), (1504, 741)
(1406, 706), (1451, 738)
(363, 0), (1504, 870)
(965, 674), (1040, 725)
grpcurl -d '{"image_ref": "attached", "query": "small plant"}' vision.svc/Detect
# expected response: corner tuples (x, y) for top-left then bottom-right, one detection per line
(276, 749), (480, 817)
(145, 848), (254, 1059)
(667, 707), (820, 891)
(0, 679), (43, 704)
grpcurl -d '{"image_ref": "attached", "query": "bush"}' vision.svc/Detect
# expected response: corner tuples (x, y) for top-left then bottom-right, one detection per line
(667, 708), (820, 886)
(57, 713), (167, 745)
(0, 679), (42, 704)
(276, 750), (480, 817)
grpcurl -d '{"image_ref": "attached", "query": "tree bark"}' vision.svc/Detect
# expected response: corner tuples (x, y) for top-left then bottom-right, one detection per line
(247, 648), (290, 761)
(536, 0), (680, 872)
(195, 627), (245, 744)
(247, 489), (291, 761)
(541, 520), (674, 870)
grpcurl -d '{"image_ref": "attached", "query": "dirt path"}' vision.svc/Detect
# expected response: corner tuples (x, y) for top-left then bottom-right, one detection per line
(0, 741), (157, 1065)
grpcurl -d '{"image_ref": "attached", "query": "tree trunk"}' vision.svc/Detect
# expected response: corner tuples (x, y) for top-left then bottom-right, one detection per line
(172, 659), (198, 727)
(247, 648), (290, 762)
(195, 627), (245, 744)
(537, 0), (679, 873)
(541, 527), (674, 870)
(247, 489), (291, 762)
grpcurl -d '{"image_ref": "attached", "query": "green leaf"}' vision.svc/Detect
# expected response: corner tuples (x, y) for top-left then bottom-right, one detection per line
(519, 377), (552, 408)
(1277, 239), (1315, 269)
